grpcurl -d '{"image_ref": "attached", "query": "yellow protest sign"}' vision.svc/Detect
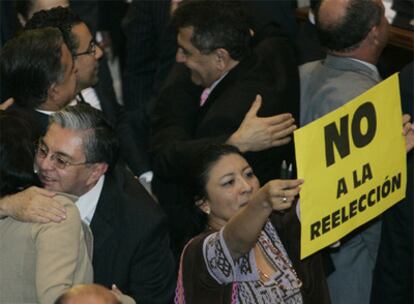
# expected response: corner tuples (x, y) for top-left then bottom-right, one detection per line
(294, 74), (406, 259)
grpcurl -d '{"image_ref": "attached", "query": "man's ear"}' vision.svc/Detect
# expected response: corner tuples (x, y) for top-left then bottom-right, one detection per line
(215, 48), (231, 70)
(47, 83), (59, 102)
(367, 25), (380, 46)
(86, 163), (108, 186)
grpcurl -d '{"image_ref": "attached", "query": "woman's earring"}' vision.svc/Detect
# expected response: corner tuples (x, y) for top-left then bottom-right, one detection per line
(33, 163), (39, 174)
(196, 199), (211, 215)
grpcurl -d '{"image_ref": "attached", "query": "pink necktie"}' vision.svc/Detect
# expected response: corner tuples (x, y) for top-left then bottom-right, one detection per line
(200, 88), (210, 107)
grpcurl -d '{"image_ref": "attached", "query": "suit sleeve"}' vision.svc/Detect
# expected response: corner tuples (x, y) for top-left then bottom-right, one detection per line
(150, 79), (228, 179)
(32, 198), (93, 303)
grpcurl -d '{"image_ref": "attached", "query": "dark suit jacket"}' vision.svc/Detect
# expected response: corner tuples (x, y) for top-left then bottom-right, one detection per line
(90, 165), (175, 304)
(295, 20), (325, 65)
(121, 0), (177, 174)
(243, 0), (298, 39)
(94, 58), (150, 176)
(122, 0), (176, 113)
(151, 25), (300, 256)
(5, 106), (48, 138)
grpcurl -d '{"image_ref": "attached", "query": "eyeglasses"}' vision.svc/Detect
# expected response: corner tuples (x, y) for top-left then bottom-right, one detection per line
(74, 41), (97, 57)
(35, 139), (88, 170)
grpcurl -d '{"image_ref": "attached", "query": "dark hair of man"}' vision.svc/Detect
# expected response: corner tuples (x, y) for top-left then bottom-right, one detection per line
(316, 0), (382, 52)
(0, 110), (42, 197)
(172, 0), (251, 60)
(25, 6), (82, 56)
(50, 104), (119, 171)
(0, 27), (64, 109)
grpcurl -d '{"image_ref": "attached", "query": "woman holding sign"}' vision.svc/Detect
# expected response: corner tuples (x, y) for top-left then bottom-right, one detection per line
(175, 144), (329, 304)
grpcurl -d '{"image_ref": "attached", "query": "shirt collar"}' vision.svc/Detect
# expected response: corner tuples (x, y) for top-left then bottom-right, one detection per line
(349, 58), (379, 75)
(207, 71), (229, 94)
(75, 175), (105, 225)
(35, 109), (55, 116)
(308, 9), (315, 25)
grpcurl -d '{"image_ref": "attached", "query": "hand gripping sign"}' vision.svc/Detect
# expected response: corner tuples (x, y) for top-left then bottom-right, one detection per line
(294, 74), (406, 259)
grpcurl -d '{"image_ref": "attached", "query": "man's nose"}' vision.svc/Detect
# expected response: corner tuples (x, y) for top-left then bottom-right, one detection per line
(36, 154), (54, 171)
(95, 45), (103, 59)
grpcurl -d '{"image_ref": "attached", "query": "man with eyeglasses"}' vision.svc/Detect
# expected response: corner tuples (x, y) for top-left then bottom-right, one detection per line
(26, 7), (103, 109)
(40, 104), (175, 303)
(4, 103), (175, 303)
(26, 7), (152, 184)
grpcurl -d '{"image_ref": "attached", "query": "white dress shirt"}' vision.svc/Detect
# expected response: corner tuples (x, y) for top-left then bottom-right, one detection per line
(75, 175), (105, 225)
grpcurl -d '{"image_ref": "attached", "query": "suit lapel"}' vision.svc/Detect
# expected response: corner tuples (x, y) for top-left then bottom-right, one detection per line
(90, 170), (117, 254)
(197, 51), (257, 120)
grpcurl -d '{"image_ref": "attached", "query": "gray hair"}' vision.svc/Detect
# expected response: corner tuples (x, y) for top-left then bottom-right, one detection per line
(50, 104), (119, 169)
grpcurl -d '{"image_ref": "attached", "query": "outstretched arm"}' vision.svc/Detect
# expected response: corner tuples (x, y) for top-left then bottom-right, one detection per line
(223, 179), (303, 259)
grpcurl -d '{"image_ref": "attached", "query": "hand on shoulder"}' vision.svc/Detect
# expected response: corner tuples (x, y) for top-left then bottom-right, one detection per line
(0, 186), (66, 223)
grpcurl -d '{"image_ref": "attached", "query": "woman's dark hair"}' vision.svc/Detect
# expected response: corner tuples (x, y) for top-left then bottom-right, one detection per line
(0, 110), (42, 196)
(187, 144), (244, 233)
(189, 144), (244, 201)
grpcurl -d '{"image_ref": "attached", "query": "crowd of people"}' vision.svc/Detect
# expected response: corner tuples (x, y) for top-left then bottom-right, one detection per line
(0, 1), (413, 304)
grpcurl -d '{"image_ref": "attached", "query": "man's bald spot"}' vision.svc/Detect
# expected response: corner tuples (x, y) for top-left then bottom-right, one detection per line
(56, 284), (120, 304)
(318, 0), (350, 29)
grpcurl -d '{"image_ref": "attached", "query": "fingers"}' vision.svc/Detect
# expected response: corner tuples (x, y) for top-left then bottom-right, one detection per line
(263, 113), (293, 125)
(36, 204), (66, 222)
(402, 113), (411, 125)
(266, 179), (304, 211)
(245, 95), (262, 118)
(402, 114), (412, 135)
(0, 98), (14, 110)
(254, 118), (296, 149)
(29, 186), (56, 198)
(406, 129), (414, 153)
(281, 179), (305, 188)
(268, 123), (297, 139)
(30, 214), (52, 224)
(272, 136), (292, 147)
(403, 122), (412, 136)
(19, 187), (66, 222)
(276, 200), (293, 211)
(262, 115), (297, 148)
(111, 284), (122, 295)
(16, 200), (66, 223)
